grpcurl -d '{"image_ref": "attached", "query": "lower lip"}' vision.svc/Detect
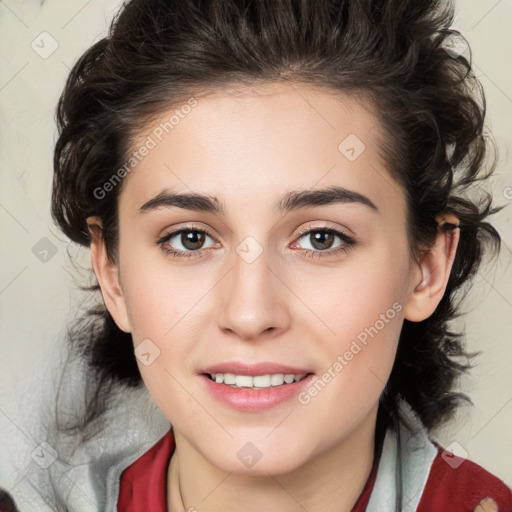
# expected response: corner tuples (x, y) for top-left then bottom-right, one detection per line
(201, 374), (315, 412)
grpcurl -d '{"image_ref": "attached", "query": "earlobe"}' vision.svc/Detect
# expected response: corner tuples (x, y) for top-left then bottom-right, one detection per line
(404, 214), (460, 322)
(87, 216), (132, 333)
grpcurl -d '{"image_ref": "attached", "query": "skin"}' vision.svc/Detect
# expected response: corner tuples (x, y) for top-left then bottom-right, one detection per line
(87, 82), (459, 512)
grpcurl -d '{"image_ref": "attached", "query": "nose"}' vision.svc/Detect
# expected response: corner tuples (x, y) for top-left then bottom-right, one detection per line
(217, 243), (291, 342)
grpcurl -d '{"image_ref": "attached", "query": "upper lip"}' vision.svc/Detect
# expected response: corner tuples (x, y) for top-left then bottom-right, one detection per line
(201, 361), (312, 376)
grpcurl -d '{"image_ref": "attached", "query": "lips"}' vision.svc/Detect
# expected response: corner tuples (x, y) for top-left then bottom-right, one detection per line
(199, 361), (315, 411)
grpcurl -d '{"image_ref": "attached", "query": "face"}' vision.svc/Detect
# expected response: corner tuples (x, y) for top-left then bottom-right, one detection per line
(100, 82), (425, 475)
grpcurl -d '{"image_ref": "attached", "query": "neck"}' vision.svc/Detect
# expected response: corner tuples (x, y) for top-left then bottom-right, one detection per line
(167, 406), (379, 512)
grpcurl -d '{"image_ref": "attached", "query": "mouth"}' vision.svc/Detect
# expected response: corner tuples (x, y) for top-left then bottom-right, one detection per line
(204, 372), (309, 389)
(199, 362), (315, 411)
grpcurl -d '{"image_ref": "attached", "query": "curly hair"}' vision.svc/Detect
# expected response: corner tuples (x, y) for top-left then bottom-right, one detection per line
(51, 0), (501, 435)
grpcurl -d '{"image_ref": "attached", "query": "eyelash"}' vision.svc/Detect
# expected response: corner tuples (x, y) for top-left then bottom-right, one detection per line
(156, 224), (356, 260)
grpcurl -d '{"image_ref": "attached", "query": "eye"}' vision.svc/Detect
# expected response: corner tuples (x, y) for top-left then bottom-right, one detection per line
(157, 226), (218, 259)
(292, 226), (356, 259)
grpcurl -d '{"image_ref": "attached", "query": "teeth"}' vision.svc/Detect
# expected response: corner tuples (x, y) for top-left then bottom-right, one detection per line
(253, 375), (272, 387)
(209, 373), (307, 388)
(235, 375), (253, 388)
(270, 374), (284, 386)
(223, 373), (236, 385)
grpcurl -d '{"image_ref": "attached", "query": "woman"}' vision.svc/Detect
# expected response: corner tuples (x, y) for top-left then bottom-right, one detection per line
(8, 0), (511, 511)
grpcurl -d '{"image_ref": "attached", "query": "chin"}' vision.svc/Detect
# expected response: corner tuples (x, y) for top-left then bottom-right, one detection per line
(201, 437), (310, 476)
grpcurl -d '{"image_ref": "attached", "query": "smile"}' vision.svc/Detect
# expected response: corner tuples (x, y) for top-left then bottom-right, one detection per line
(201, 372), (315, 412)
(207, 372), (308, 388)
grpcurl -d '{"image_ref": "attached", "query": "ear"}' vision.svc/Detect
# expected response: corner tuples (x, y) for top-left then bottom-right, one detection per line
(404, 213), (460, 322)
(87, 216), (132, 333)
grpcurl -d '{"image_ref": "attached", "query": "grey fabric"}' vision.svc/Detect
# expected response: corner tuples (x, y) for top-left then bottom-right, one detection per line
(366, 400), (438, 512)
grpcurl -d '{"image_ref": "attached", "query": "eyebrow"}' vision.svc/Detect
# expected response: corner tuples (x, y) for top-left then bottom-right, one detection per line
(138, 185), (378, 215)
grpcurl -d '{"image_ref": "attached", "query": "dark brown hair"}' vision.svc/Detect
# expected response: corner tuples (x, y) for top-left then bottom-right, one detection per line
(52, 0), (501, 437)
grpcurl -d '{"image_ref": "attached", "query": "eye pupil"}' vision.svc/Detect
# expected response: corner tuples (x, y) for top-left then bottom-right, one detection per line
(182, 231), (205, 250)
(311, 231), (334, 250)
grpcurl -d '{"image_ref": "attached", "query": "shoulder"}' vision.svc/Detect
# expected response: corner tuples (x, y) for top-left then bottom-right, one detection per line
(417, 445), (512, 512)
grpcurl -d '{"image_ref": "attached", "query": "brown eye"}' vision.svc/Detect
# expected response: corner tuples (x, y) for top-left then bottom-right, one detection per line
(294, 227), (355, 258)
(157, 227), (217, 259)
(306, 231), (336, 251)
(180, 230), (207, 250)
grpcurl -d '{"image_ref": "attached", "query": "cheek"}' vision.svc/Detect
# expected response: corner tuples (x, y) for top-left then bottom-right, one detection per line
(118, 250), (215, 410)
(294, 279), (404, 454)
(295, 243), (408, 347)
(295, 242), (408, 400)
(119, 245), (206, 341)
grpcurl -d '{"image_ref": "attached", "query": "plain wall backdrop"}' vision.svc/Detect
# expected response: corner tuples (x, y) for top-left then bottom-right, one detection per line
(1, 0), (511, 506)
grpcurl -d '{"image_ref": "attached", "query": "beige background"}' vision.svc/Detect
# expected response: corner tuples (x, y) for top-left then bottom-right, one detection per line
(0, 0), (511, 504)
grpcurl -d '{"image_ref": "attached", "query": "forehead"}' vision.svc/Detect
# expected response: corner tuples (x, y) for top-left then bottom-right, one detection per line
(119, 82), (406, 220)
